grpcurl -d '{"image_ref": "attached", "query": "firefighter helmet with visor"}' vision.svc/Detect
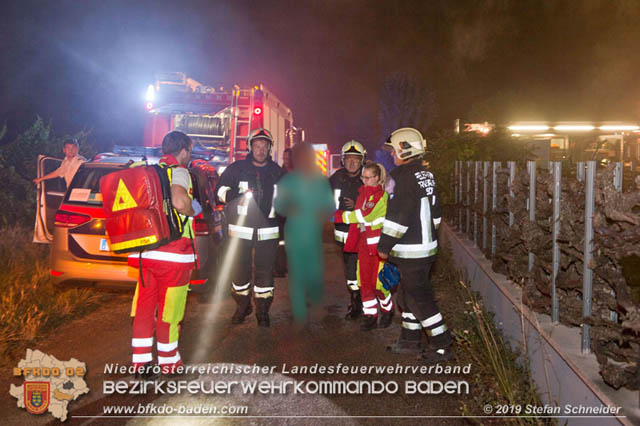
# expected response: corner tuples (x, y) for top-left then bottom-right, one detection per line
(341, 140), (366, 166)
(384, 127), (425, 160)
(248, 128), (274, 155)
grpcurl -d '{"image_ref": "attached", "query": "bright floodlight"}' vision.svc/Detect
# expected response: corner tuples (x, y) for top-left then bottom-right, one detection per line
(146, 84), (155, 102)
(599, 125), (639, 131)
(508, 125), (549, 131)
(554, 125), (595, 131)
(244, 191), (253, 199)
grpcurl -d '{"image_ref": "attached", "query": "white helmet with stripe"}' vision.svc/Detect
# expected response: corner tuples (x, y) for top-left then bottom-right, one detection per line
(341, 140), (366, 165)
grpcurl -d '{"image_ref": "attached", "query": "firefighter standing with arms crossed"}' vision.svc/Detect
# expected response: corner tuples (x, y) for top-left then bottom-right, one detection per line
(329, 141), (366, 320)
(215, 128), (285, 327)
(129, 131), (201, 375)
(377, 128), (453, 364)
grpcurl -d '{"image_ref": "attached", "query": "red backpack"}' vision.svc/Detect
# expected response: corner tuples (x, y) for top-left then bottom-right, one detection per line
(100, 164), (186, 253)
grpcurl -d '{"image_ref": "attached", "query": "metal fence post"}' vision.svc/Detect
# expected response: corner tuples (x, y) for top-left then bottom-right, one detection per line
(508, 162), (515, 227)
(482, 162), (489, 251)
(492, 162), (499, 257)
(582, 161), (596, 354)
(527, 161), (536, 272)
(459, 160), (463, 231)
(577, 161), (585, 182)
(610, 163), (623, 323)
(474, 161), (480, 246)
(466, 161), (471, 234)
(454, 161), (459, 230)
(551, 161), (561, 323)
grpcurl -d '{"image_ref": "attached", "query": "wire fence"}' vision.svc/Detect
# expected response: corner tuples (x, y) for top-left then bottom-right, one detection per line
(450, 159), (640, 395)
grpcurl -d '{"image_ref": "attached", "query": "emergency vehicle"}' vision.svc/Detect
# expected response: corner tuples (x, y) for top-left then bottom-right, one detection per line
(143, 72), (303, 169)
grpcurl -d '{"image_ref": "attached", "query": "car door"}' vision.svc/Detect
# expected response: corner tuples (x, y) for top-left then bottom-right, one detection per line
(33, 155), (64, 243)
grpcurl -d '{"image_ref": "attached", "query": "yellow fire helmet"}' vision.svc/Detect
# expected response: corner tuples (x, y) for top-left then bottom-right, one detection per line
(384, 127), (426, 160)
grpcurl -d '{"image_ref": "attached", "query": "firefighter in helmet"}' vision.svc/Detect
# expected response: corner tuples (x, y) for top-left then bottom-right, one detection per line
(377, 127), (453, 364)
(215, 128), (286, 327)
(329, 140), (366, 319)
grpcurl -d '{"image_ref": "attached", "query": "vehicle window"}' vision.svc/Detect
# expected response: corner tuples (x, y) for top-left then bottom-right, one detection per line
(64, 166), (120, 206)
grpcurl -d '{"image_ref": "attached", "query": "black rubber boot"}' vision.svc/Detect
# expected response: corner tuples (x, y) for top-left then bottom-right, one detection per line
(231, 294), (253, 324)
(379, 310), (394, 328)
(255, 298), (272, 328)
(345, 290), (363, 320)
(386, 328), (422, 354)
(420, 329), (454, 364)
(360, 315), (378, 331)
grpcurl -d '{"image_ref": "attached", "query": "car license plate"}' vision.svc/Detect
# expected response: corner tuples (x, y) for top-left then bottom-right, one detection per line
(99, 238), (110, 252)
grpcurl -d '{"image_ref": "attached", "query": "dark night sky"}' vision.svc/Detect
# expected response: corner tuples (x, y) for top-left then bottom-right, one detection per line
(2, 0), (640, 153)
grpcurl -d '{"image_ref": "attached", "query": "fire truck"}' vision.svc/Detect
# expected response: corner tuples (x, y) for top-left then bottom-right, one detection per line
(143, 72), (303, 169)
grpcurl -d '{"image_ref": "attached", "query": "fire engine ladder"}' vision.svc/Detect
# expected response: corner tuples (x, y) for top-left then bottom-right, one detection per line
(230, 88), (254, 161)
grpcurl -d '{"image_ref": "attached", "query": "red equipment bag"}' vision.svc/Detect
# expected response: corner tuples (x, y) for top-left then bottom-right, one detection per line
(100, 165), (184, 254)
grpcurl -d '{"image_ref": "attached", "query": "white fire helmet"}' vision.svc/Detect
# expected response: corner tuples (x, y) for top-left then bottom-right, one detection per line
(341, 140), (366, 165)
(248, 128), (274, 154)
(384, 127), (426, 160)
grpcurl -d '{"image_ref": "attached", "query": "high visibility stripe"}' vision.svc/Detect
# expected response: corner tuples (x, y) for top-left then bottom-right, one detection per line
(367, 236), (380, 245)
(278, 240), (285, 246)
(112, 235), (159, 251)
(347, 280), (359, 291)
(378, 293), (392, 306)
(132, 353), (152, 363)
(237, 205), (248, 216)
(402, 312), (417, 320)
(334, 230), (347, 242)
(254, 285), (274, 293)
(371, 217), (385, 226)
(232, 282), (251, 291)
(158, 353), (181, 365)
(382, 219), (408, 238)
(432, 195), (437, 206)
(238, 181), (249, 193)
(433, 217), (442, 229)
(269, 184), (277, 218)
(426, 324), (448, 337)
(128, 251), (196, 263)
(363, 307), (377, 315)
(334, 189), (341, 210)
(421, 313), (443, 328)
(132, 337), (153, 347)
(157, 341), (178, 352)
(421, 197), (432, 246)
(217, 186), (231, 203)
(402, 322), (422, 330)
(390, 243), (438, 259)
(362, 299), (378, 308)
(355, 209), (365, 223)
(228, 223), (254, 240)
(257, 226), (279, 240)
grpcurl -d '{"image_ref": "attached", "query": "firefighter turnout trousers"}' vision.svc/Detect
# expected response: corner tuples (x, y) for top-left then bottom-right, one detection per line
(229, 237), (278, 316)
(340, 244), (359, 293)
(396, 261), (450, 348)
(131, 263), (190, 372)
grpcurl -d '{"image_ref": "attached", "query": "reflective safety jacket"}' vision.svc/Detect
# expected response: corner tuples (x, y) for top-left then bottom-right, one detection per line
(128, 155), (197, 270)
(329, 168), (362, 245)
(215, 155), (285, 241)
(333, 184), (388, 256)
(377, 159), (441, 264)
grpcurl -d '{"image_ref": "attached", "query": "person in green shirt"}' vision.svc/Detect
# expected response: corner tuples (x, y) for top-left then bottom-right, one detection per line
(274, 143), (335, 322)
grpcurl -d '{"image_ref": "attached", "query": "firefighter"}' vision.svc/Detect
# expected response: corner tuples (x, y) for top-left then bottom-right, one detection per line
(377, 127), (453, 364)
(333, 162), (394, 331)
(329, 140), (366, 320)
(128, 131), (200, 375)
(215, 128), (285, 327)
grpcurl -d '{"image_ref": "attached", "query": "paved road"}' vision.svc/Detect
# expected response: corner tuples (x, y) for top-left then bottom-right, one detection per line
(3, 239), (469, 426)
